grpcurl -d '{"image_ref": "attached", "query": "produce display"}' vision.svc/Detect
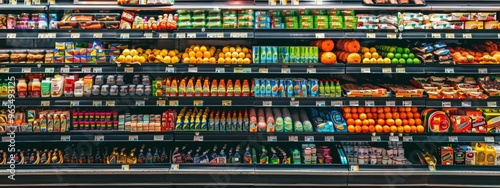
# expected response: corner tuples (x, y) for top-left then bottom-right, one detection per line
(343, 142), (410, 165)
(343, 106), (424, 133)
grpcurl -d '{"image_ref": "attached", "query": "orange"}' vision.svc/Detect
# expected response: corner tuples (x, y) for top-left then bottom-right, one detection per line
(368, 119), (375, 126)
(368, 125), (376, 132)
(383, 107), (391, 113)
(408, 119), (416, 126)
(398, 107), (405, 112)
(359, 113), (367, 120)
(417, 125), (425, 132)
(361, 125), (369, 133)
(355, 125), (362, 133)
(358, 107), (365, 113)
(343, 107), (351, 113)
(402, 119), (409, 126)
(397, 126), (404, 133)
(370, 107), (377, 113)
(393, 112), (400, 119)
(348, 125), (355, 132)
(366, 113), (373, 119)
(378, 113), (385, 119)
(411, 125), (417, 132)
(391, 107), (398, 112)
(395, 119), (402, 126)
(399, 112), (407, 119)
(372, 113), (378, 119)
(351, 108), (358, 113)
(386, 119), (395, 126)
(377, 119), (385, 125)
(362, 119), (369, 126)
(344, 113), (352, 120)
(404, 125), (411, 133)
(354, 119), (363, 126)
(375, 125), (383, 132)
(352, 113), (359, 120)
(377, 107), (384, 113)
(415, 119), (422, 126)
(347, 119), (355, 126)
(195, 51), (203, 58)
(413, 112), (420, 119)
(383, 125), (391, 133)
(385, 112), (393, 119)
(390, 125), (398, 133)
(407, 112), (414, 119)
(405, 107), (412, 112)
(411, 107), (418, 113)
(365, 107), (372, 113)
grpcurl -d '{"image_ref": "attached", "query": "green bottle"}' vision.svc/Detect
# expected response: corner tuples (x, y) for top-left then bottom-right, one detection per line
(335, 81), (342, 97)
(324, 80), (330, 97)
(319, 81), (325, 97)
(329, 80), (335, 97)
(292, 149), (301, 164)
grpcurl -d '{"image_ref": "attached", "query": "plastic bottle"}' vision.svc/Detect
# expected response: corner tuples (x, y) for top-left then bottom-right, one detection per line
(41, 78), (51, 97)
(51, 75), (63, 97)
(335, 81), (342, 97)
(202, 79), (210, 96)
(234, 79), (241, 96)
(218, 79), (226, 97)
(292, 149), (301, 164)
(226, 79), (234, 97)
(329, 80), (335, 97)
(178, 79), (186, 97)
(17, 79), (27, 98)
(186, 78), (194, 96)
(74, 78), (84, 97)
(31, 78), (41, 98)
(210, 79), (218, 97)
(194, 78), (202, 97)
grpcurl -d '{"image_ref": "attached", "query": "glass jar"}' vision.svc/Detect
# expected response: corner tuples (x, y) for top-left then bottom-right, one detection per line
(91, 85), (100, 96)
(110, 85), (118, 96)
(132, 75), (140, 84)
(142, 75), (150, 85)
(100, 85), (109, 96)
(119, 85), (128, 96)
(144, 85), (152, 96)
(106, 75), (115, 85)
(94, 75), (104, 85)
(21, 13), (29, 21)
(128, 85), (136, 96)
(136, 85), (144, 96)
(116, 75), (124, 86)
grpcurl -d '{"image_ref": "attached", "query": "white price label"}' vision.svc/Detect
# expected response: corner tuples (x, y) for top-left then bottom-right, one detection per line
(366, 33), (376, 38)
(290, 101), (299, 107)
(371, 136), (381, 142)
(70, 33), (80, 38)
(487, 101), (497, 107)
(325, 136), (334, 142)
(92, 67), (102, 73)
(463, 33), (472, 39)
(61, 135), (71, 141)
(45, 67), (54, 73)
(194, 135), (204, 141)
(307, 67), (316, 73)
(448, 136), (458, 142)
(60, 67), (70, 73)
(0, 68), (9, 73)
(498, 34), (500, 39)
(38, 33), (47, 38)
(93, 100), (102, 107)
(193, 100), (204, 106)
(1, 137), (9, 142)
(143, 33), (153, 38)
(485, 136), (495, 143)
(281, 67), (291, 73)
(159, 33), (169, 38)
(166, 67), (175, 73)
(315, 33), (325, 38)
(120, 33), (130, 38)
(350, 165), (359, 171)
(229, 32), (248, 38)
(82, 67), (91, 73)
(387, 33), (397, 39)
(222, 100), (232, 106)
(122, 165), (130, 171)
(93, 33), (103, 38)
(442, 101), (451, 107)
(187, 33), (197, 38)
(445, 68), (454, 73)
(135, 100), (145, 106)
(365, 100), (375, 106)
(94, 135), (104, 141)
(289, 136), (298, 142)
(22, 67), (31, 73)
(169, 100), (179, 106)
(156, 100), (166, 106)
(382, 68), (392, 73)
(267, 135), (277, 142)
(431, 33), (441, 38)
(332, 101), (343, 107)
(70, 101), (79, 106)
(445, 33), (455, 39)
(461, 101), (472, 107)
(386, 101), (396, 107)
(259, 68), (268, 73)
(41, 101), (50, 106)
(170, 164), (180, 170)
(215, 67), (225, 73)
(6, 33), (16, 38)
(478, 68), (488, 74)
(361, 67), (370, 73)
(263, 101), (273, 106)
(403, 136), (413, 142)
(47, 33), (57, 38)
(234, 67), (243, 73)
(316, 101), (325, 107)
(124, 67), (134, 73)
(242, 68), (251, 73)
(188, 67), (198, 73)
(396, 67), (406, 73)
(176, 33), (186, 38)
(349, 100), (359, 106)
(129, 135), (138, 141)
(389, 136), (399, 141)
(403, 101), (412, 106)
(207, 32), (224, 38)
(106, 100), (115, 106)
(154, 135), (164, 141)
(305, 136), (314, 142)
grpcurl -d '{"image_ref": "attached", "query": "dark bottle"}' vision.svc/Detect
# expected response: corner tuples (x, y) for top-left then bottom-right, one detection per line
(63, 146), (71, 164)
(180, 145), (187, 162)
(95, 148), (102, 163)
(137, 148), (145, 163)
(71, 150), (78, 163)
(243, 146), (252, 164)
(87, 150), (94, 163)
(102, 148), (109, 163)
(79, 151), (87, 164)
(200, 150), (210, 164)
(210, 145), (218, 162)
(270, 148), (279, 164)
(146, 148), (153, 163)
(193, 147), (201, 164)
(160, 147), (167, 163)
(233, 147), (241, 163)
(40, 149), (48, 164)
(13, 149), (20, 164)
(218, 146), (227, 164)
(153, 148), (160, 163)
(185, 150), (193, 163)
(228, 148), (233, 164)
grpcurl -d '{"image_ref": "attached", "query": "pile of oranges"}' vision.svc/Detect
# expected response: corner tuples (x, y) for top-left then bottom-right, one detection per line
(344, 107), (425, 133)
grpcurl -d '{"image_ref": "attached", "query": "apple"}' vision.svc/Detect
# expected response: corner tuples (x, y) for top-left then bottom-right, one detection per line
(387, 53), (394, 59)
(384, 58), (391, 64)
(389, 47), (396, 53)
(402, 54), (409, 59)
(399, 58), (406, 64)
(396, 47), (403, 53)
(403, 48), (410, 54)
(395, 53), (402, 59)
(413, 58), (421, 64)
(392, 58), (399, 64)
(409, 53), (415, 59)
(406, 58), (413, 64)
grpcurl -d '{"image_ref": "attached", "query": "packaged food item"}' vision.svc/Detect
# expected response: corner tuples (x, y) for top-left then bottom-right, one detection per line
(450, 13), (470, 21)
(0, 50), (9, 63)
(10, 50), (27, 63)
(465, 21), (483, 29)
(484, 21), (499, 29)
(473, 12), (496, 21)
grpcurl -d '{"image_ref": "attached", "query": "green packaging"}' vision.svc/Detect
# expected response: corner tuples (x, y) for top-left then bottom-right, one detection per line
(314, 15), (328, 23)
(344, 16), (358, 23)
(299, 21), (314, 29)
(285, 16), (298, 23)
(298, 10), (312, 15)
(299, 15), (314, 22)
(260, 46), (267, 63)
(285, 22), (299, 29)
(330, 22), (345, 29)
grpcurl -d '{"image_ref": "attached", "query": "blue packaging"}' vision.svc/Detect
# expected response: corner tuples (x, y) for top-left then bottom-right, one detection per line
(260, 79), (266, 97)
(271, 79), (279, 97)
(254, 78), (261, 97)
(286, 79), (294, 97)
(265, 79), (272, 97)
(278, 79), (286, 97)
(309, 79), (319, 97)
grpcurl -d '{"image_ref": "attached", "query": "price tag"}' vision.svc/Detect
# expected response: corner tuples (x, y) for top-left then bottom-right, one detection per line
(259, 68), (269, 73)
(215, 67), (225, 73)
(135, 100), (145, 106)
(93, 100), (102, 107)
(478, 68), (488, 74)
(129, 135), (138, 141)
(41, 101), (50, 106)
(154, 135), (164, 141)
(230, 32), (246, 38)
(70, 33), (80, 38)
(207, 33), (224, 38)
(395, 67), (406, 73)
(159, 33), (169, 38)
(445, 33), (455, 39)
(242, 68), (251, 73)
(176, 33), (186, 38)
(487, 101), (497, 107)
(498, 34), (500, 39)
(403, 101), (412, 106)
(365, 100), (375, 107)
(290, 101), (299, 107)
(187, 33), (197, 38)
(304, 136), (314, 142)
(81, 67), (91, 73)
(143, 33), (153, 38)
(442, 101), (451, 107)
(463, 33), (472, 39)
(316, 101), (325, 107)
(361, 67), (370, 73)
(332, 101), (343, 107)
(122, 165), (130, 171)
(2, 137), (9, 142)
(165, 67), (175, 73)
(307, 67), (316, 73)
(382, 68), (392, 73)
(169, 100), (179, 106)
(325, 136), (334, 142)
(315, 33), (325, 38)
(349, 100), (359, 106)
(6, 33), (16, 38)
(281, 67), (291, 73)
(267, 136), (277, 142)
(403, 136), (413, 142)
(222, 100), (232, 106)
(263, 101), (272, 106)
(106, 100), (115, 106)
(485, 136), (495, 143)
(93, 33), (103, 38)
(22, 67), (31, 73)
(366, 33), (376, 38)
(193, 100), (204, 106)
(461, 101), (472, 107)
(371, 136), (381, 142)
(431, 33), (441, 38)
(387, 33), (397, 39)
(350, 165), (359, 171)
(448, 136), (458, 142)
(188, 67), (198, 73)
(120, 33), (130, 39)
(60, 135), (71, 141)
(288, 136), (298, 142)
(234, 67), (243, 73)
(45, 67), (54, 73)
(94, 135), (104, 141)
(445, 68), (454, 73)
(47, 33), (56, 38)
(60, 67), (70, 73)
(389, 136), (399, 142)
(170, 164), (180, 170)
(0, 68), (9, 73)
(194, 135), (204, 141)
(124, 67), (134, 73)
(156, 100), (166, 106)
(386, 101), (396, 107)
(70, 101), (79, 107)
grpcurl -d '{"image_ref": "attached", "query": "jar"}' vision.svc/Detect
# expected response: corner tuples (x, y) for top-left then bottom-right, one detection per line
(110, 85), (118, 96)
(119, 85), (128, 96)
(0, 14), (6, 29)
(142, 75), (150, 85)
(94, 75), (104, 85)
(136, 85), (144, 96)
(101, 85), (109, 96)
(128, 85), (136, 96)
(106, 75), (115, 85)
(116, 75), (124, 86)
(21, 13), (29, 21)
(91, 85), (100, 96)
(132, 75), (140, 84)
(144, 85), (152, 96)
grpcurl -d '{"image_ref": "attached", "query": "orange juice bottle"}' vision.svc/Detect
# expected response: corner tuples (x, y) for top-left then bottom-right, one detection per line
(170, 78), (178, 96)
(179, 78), (186, 96)
(165, 77), (171, 97)
(242, 79), (250, 96)
(250, 79), (254, 96)
(210, 79), (218, 96)
(194, 78), (203, 96)
(186, 78), (194, 96)
(226, 79), (234, 97)
(202, 79), (210, 96)
(218, 79), (226, 97)
(234, 79), (241, 97)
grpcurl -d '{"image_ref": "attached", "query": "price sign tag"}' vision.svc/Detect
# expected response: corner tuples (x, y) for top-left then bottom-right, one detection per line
(71, 33), (80, 38)
(222, 100), (232, 106)
(0, 68), (9, 73)
(120, 33), (130, 39)
(485, 136), (495, 143)
(93, 33), (103, 38)
(170, 164), (180, 170)
(194, 135), (203, 141)
(61, 135), (71, 141)
(124, 67), (134, 73)
(45, 67), (54, 73)
(442, 101), (451, 107)
(316, 101), (325, 107)
(290, 101), (299, 107)
(154, 135), (164, 141)
(382, 68), (392, 73)
(135, 100), (145, 106)
(165, 67), (175, 73)
(259, 68), (268, 73)
(106, 100), (115, 106)
(387, 33), (397, 39)
(159, 33), (169, 38)
(230, 32), (247, 38)
(305, 136), (314, 142)
(365, 100), (375, 107)
(315, 33), (325, 38)
(366, 33), (376, 38)
(487, 101), (497, 107)
(176, 33), (186, 38)
(445, 68), (454, 73)
(122, 165), (130, 171)
(445, 33), (455, 39)
(349, 100), (359, 106)
(143, 33), (153, 38)
(371, 136), (381, 142)
(70, 101), (79, 107)
(60, 67), (70, 73)
(396, 67), (406, 73)
(234, 67), (243, 73)
(332, 101), (343, 107)
(129, 135), (139, 141)
(188, 67), (198, 73)
(267, 136), (277, 142)
(498, 34), (500, 39)
(386, 101), (396, 107)
(325, 136), (334, 142)
(361, 67), (370, 73)
(156, 100), (166, 106)
(187, 33), (197, 38)
(403, 136), (413, 142)
(288, 136), (298, 142)
(47, 33), (56, 38)
(1, 137), (9, 142)
(431, 33), (441, 38)
(403, 101), (412, 106)
(215, 67), (225, 73)
(94, 135), (104, 141)
(169, 100), (179, 106)
(263, 101), (272, 107)
(350, 165), (359, 171)
(81, 67), (91, 73)
(93, 100), (102, 107)
(478, 68), (488, 74)
(193, 100), (204, 106)
(448, 136), (458, 142)
(92, 67), (102, 73)
(242, 68), (251, 73)
(41, 101), (50, 106)
(307, 67), (316, 73)
(22, 67), (31, 73)
(38, 33), (47, 38)
(389, 136), (399, 142)
(6, 33), (16, 38)
(281, 67), (291, 73)
(461, 101), (472, 107)
(463, 33), (472, 39)
(207, 33), (224, 38)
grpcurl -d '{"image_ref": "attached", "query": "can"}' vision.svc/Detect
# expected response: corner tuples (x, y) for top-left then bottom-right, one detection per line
(271, 79), (278, 97)
(260, 46), (267, 63)
(286, 79), (294, 97)
(309, 79), (319, 97)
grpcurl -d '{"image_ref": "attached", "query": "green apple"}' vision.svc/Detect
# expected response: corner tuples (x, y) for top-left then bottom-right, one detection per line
(409, 53), (415, 59)
(389, 47), (396, 53)
(395, 53), (402, 59)
(402, 54), (409, 59)
(399, 58), (406, 64)
(406, 58), (413, 64)
(403, 48), (410, 54)
(387, 53), (394, 59)
(392, 58), (399, 64)
(396, 47), (403, 53)
(413, 58), (421, 64)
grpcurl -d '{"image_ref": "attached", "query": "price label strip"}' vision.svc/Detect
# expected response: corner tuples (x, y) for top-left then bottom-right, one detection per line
(371, 136), (381, 142)
(45, 67), (54, 73)
(478, 68), (488, 74)
(366, 33), (376, 38)
(304, 136), (314, 142)
(194, 135), (204, 141)
(325, 136), (334, 142)
(159, 33), (169, 38)
(94, 135), (104, 141)
(487, 101), (497, 107)
(41, 101), (50, 106)
(281, 67), (291, 73)
(445, 68), (454, 73)
(188, 67), (198, 73)
(462, 101), (472, 107)
(332, 101), (343, 107)
(222, 100), (232, 106)
(442, 101), (452, 107)
(156, 100), (166, 106)
(60, 135), (71, 141)
(93, 100), (102, 107)
(485, 136), (495, 143)
(267, 136), (277, 142)
(361, 67), (371, 73)
(143, 33), (153, 38)
(387, 33), (397, 39)
(93, 33), (103, 38)
(124, 67), (134, 73)
(154, 135), (164, 141)
(169, 100), (179, 106)
(259, 68), (268, 73)
(6, 33), (16, 38)
(389, 136), (399, 142)
(349, 100), (359, 106)
(431, 33), (441, 38)
(129, 135), (139, 141)
(445, 33), (455, 39)
(395, 67), (406, 73)
(215, 67), (225, 73)
(365, 100), (375, 107)
(166, 67), (175, 73)
(263, 101), (272, 107)
(315, 33), (325, 38)
(70, 101), (79, 107)
(22, 67), (31, 73)
(448, 136), (458, 142)
(135, 100), (145, 106)
(60, 67), (70, 73)
(207, 33), (224, 38)
(71, 33), (80, 38)
(382, 68), (392, 73)
(307, 67), (316, 73)
(386, 101), (396, 107)
(82, 67), (92, 73)
(290, 101), (299, 107)
(403, 101), (412, 106)
(106, 100), (116, 106)
(403, 136), (413, 142)
(289, 136), (298, 142)
(316, 101), (325, 107)
(193, 100), (204, 106)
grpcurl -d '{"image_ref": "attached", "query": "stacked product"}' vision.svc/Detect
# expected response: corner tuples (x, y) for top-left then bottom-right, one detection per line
(477, 76), (500, 96)
(72, 110), (119, 131)
(124, 113), (164, 132)
(250, 108), (313, 132)
(356, 14), (398, 30)
(0, 13), (49, 30)
(412, 42), (451, 64)
(252, 46), (318, 64)
(0, 109), (70, 133)
(450, 41), (500, 64)
(254, 78), (331, 98)
(399, 12), (498, 30)
(411, 76), (488, 99)
(177, 10), (220, 29)
(343, 142), (410, 165)
(374, 45), (420, 64)
(55, 41), (114, 64)
(309, 108), (346, 132)
(56, 12), (119, 30)
(152, 77), (252, 97)
(430, 143), (500, 166)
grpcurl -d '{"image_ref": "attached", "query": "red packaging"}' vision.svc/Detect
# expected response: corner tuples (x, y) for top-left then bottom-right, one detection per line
(441, 146), (454, 165)
(451, 115), (471, 133)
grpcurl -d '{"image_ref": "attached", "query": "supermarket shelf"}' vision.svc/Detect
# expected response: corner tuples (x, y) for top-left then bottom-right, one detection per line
(427, 133), (500, 143)
(0, 131), (174, 142)
(426, 99), (500, 108)
(0, 5), (47, 10)
(174, 132), (347, 142)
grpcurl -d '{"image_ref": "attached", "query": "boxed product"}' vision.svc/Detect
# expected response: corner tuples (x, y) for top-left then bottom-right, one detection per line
(484, 21), (499, 29)
(422, 109), (451, 133)
(465, 21), (483, 29)
(441, 146), (454, 165)
(450, 115), (471, 133)
(473, 12), (496, 21)
(450, 13), (471, 21)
